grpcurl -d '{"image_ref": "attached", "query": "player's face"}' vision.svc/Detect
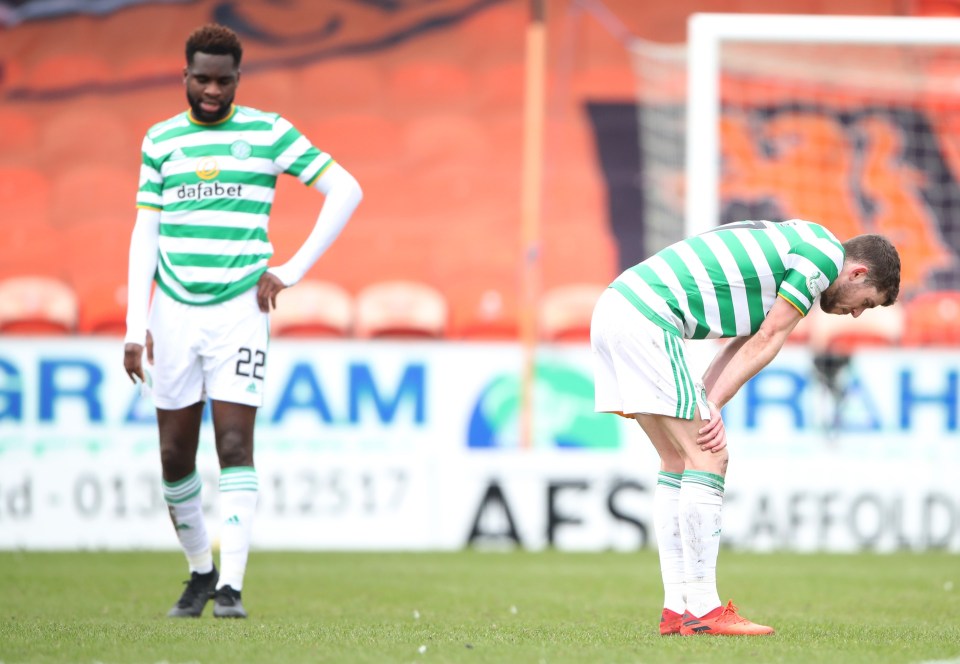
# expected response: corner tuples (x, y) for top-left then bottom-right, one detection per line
(819, 279), (883, 318)
(184, 52), (239, 123)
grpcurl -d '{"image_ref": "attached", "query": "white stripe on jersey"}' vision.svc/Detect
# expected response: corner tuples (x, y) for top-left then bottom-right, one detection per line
(610, 220), (844, 338)
(617, 269), (685, 332)
(698, 232), (753, 336)
(736, 231), (779, 312)
(646, 254), (692, 329)
(671, 241), (723, 338)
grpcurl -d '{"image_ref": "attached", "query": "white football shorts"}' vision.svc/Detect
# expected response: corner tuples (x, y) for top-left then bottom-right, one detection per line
(146, 286), (269, 410)
(591, 288), (708, 420)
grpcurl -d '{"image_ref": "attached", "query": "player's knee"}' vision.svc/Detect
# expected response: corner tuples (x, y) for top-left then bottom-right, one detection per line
(159, 446), (195, 480)
(216, 428), (253, 467)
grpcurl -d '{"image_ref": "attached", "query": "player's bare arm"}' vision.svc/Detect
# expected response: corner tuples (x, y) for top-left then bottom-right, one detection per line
(702, 335), (751, 393)
(698, 297), (802, 448)
(705, 297), (802, 408)
(695, 335), (750, 453)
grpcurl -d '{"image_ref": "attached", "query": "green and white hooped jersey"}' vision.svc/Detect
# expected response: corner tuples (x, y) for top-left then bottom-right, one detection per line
(611, 219), (844, 339)
(136, 105), (333, 305)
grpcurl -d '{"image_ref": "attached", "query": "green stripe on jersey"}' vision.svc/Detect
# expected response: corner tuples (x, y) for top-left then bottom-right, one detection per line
(156, 256), (265, 304)
(137, 105), (329, 306)
(657, 249), (711, 338)
(163, 198), (272, 215)
(718, 232), (766, 332)
(166, 252), (272, 269)
(611, 220), (843, 339)
(689, 236), (738, 337)
(160, 223), (269, 242)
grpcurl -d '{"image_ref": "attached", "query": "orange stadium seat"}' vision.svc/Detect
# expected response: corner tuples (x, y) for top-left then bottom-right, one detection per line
(50, 166), (138, 228)
(0, 221), (61, 282)
(900, 290), (960, 346)
(354, 280), (448, 339)
(74, 276), (128, 337)
(451, 280), (519, 341)
(271, 280), (354, 338)
(0, 276), (79, 335)
(0, 167), (51, 225)
(0, 108), (39, 155)
(0, 58), (25, 94)
(538, 283), (606, 342)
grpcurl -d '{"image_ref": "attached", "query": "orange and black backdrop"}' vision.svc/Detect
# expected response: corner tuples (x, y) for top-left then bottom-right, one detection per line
(0, 0), (946, 334)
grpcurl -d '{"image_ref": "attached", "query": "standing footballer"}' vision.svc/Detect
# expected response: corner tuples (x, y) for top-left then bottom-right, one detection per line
(123, 24), (362, 618)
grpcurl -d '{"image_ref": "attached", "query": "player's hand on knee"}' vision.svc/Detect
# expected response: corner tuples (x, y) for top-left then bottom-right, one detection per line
(697, 401), (727, 452)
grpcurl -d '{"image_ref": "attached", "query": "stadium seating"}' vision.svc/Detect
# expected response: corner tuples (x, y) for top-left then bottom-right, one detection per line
(452, 281), (519, 340)
(900, 290), (960, 346)
(271, 280), (354, 338)
(0, 108), (39, 154)
(0, 275), (79, 335)
(354, 280), (448, 339)
(538, 283), (606, 342)
(74, 277), (128, 336)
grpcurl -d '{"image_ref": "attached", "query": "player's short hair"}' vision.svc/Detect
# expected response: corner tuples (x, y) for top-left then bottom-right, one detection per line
(185, 24), (243, 67)
(842, 234), (901, 306)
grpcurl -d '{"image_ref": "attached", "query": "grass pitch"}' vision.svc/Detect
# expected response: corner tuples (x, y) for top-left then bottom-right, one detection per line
(1, 550), (958, 663)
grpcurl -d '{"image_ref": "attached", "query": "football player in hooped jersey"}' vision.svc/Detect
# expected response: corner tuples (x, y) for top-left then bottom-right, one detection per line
(122, 24), (362, 619)
(590, 220), (900, 636)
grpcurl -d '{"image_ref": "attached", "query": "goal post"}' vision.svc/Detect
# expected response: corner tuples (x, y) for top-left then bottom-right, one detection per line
(686, 12), (960, 240)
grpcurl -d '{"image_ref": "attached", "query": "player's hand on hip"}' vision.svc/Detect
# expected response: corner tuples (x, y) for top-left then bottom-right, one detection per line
(257, 271), (286, 312)
(697, 401), (727, 452)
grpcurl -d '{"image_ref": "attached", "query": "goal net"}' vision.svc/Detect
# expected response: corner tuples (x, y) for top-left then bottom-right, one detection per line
(631, 13), (960, 295)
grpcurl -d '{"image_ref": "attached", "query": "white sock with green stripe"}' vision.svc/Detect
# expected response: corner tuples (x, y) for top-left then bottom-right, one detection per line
(162, 470), (213, 574)
(679, 470), (725, 618)
(654, 471), (685, 614)
(217, 466), (258, 591)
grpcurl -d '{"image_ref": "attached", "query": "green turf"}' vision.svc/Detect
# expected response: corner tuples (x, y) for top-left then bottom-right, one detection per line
(1, 550), (958, 663)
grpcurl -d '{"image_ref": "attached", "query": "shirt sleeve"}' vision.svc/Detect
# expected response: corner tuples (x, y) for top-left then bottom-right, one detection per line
(136, 133), (164, 211)
(778, 239), (843, 315)
(271, 115), (334, 186)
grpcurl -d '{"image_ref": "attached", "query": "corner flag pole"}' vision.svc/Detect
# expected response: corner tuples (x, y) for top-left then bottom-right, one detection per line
(520, 0), (546, 450)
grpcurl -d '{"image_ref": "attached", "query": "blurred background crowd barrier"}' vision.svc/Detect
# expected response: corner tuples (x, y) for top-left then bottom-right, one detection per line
(2, 0), (960, 552)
